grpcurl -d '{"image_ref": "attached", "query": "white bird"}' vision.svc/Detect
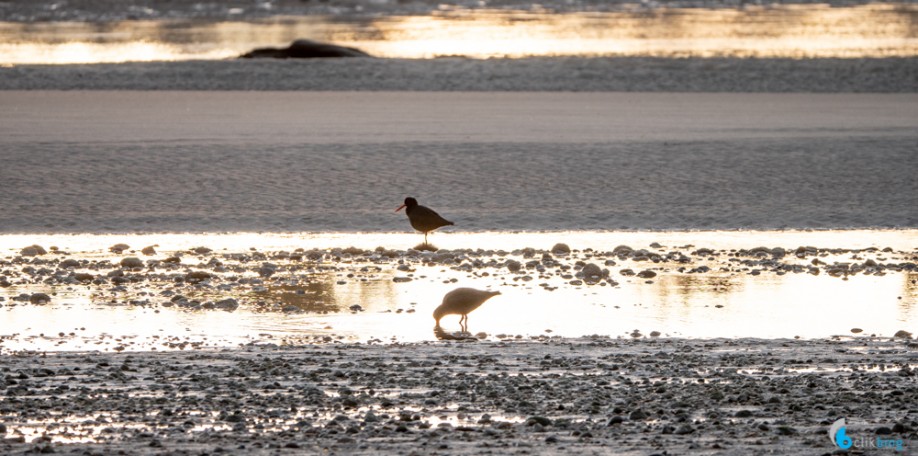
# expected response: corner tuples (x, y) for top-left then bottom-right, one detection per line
(433, 288), (500, 332)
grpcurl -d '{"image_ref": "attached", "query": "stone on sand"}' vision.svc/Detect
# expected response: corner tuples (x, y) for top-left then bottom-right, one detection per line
(29, 293), (51, 304)
(551, 243), (571, 255)
(578, 263), (604, 282)
(109, 243), (130, 253)
(120, 257), (144, 269)
(20, 245), (47, 256)
(214, 298), (239, 311)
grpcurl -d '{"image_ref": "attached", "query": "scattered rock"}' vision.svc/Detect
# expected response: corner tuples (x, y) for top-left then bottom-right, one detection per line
(551, 243), (571, 255)
(579, 263), (604, 282)
(893, 330), (912, 339)
(214, 298), (239, 312)
(20, 245), (47, 256)
(629, 410), (648, 420)
(636, 270), (657, 279)
(29, 293), (52, 304)
(185, 271), (212, 283)
(109, 243), (130, 253)
(526, 416), (552, 427)
(850, 328), (863, 334)
(120, 257), (144, 269)
(141, 246), (157, 255)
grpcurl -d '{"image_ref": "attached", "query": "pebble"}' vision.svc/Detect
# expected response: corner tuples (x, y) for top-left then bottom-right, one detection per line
(629, 410), (648, 420)
(636, 270), (657, 279)
(214, 298), (239, 311)
(527, 416), (552, 427)
(120, 257), (144, 269)
(551, 243), (571, 255)
(109, 243), (130, 253)
(29, 293), (52, 304)
(20, 245), (47, 256)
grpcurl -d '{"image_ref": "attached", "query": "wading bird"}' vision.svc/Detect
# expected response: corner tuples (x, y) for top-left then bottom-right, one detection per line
(433, 288), (500, 333)
(395, 197), (454, 244)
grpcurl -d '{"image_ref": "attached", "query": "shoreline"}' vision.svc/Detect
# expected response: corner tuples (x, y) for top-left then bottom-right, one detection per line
(2, 58), (916, 92)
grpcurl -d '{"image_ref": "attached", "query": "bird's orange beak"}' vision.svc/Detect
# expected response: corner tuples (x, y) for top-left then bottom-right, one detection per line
(395, 204), (406, 212)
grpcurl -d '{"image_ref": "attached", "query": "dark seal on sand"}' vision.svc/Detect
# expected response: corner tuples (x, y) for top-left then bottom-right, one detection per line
(239, 39), (371, 59)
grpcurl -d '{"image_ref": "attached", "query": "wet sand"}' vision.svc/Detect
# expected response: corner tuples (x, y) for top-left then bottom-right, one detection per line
(1, 338), (916, 455)
(1, 91), (916, 232)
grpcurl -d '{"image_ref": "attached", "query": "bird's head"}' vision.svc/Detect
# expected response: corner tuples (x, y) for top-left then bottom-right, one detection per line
(433, 306), (446, 326)
(395, 197), (418, 212)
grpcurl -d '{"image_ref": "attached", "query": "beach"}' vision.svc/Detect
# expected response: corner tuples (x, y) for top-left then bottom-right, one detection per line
(1, 91), (916, 232)
(1, 0), (918, 453)
(1, 337), (915, 455)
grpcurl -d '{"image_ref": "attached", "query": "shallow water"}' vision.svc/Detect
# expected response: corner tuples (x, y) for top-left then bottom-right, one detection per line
(1, 4), (916, 63)
(1, 230), (915, 352)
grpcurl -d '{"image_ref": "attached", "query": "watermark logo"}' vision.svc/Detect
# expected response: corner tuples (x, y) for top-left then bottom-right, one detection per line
(829, 418), (853, 449)
(829, 418), (906, 452)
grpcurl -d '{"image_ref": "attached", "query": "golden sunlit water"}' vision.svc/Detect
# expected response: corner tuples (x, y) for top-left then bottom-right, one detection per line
(1, 230), (915, 352)
(0, 4), (915, 64)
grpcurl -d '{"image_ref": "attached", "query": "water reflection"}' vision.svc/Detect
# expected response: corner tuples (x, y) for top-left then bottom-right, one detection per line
(0, 4), (915, 64)
(253, 282), (338, 313)
(0, 230), (915, 352)
(433, 325), (479, 341)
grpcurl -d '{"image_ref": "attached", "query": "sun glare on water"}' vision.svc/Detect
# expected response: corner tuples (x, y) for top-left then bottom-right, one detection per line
(0, 4), (915, 64)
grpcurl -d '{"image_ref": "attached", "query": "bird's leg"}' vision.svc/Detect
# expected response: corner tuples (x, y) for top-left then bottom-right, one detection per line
(424, 232), (428, 245)
(460, 315), (468, 333)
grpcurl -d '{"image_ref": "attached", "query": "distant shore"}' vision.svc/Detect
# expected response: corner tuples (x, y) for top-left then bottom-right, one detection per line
(1, 57), (916, 92)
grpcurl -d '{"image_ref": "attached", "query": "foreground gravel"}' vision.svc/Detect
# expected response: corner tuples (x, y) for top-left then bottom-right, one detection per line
(1, 337), (916, 455)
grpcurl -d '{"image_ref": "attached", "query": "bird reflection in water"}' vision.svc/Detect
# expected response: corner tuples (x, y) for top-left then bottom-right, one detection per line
(433, 288), (500, 339)
(413, 242), (439, 252)
(434, 325), (479, 341)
